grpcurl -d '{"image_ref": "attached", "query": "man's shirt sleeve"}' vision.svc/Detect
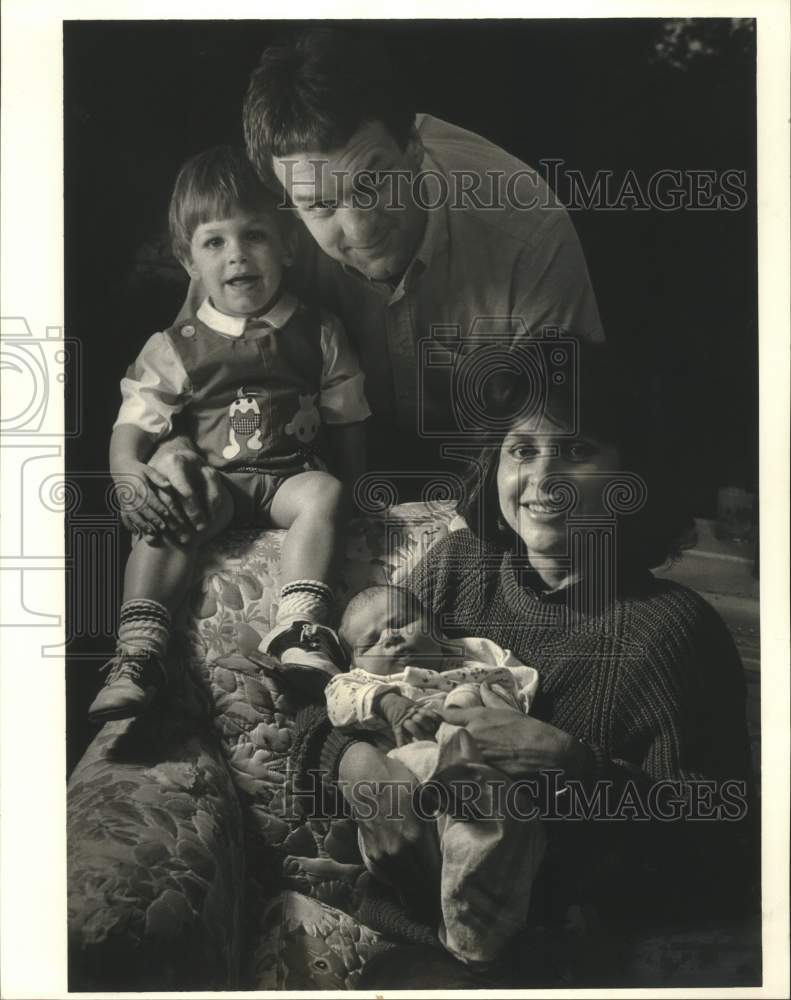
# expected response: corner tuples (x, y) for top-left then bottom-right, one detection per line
(511, 210), (605, 342)
(319, 310), (372, 425)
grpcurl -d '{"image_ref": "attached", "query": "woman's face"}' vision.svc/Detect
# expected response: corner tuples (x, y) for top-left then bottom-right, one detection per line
(496, 412), (622, 559)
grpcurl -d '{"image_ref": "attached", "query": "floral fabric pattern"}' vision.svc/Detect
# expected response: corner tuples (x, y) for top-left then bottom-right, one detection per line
(68, 502), (455, 991)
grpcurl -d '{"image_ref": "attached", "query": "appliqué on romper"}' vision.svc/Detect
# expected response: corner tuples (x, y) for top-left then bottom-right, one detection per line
(285, 393), (321, 444)
(222, 387), (265, 459)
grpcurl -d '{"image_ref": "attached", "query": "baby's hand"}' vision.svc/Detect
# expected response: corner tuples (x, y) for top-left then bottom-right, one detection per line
(377, 692), (441, 746)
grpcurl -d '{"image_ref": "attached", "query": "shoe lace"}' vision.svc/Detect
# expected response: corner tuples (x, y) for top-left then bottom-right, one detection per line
(101, 652), (151, 685)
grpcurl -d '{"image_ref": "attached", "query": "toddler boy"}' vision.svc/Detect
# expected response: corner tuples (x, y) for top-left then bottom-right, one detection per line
(89, 146), (369, 721)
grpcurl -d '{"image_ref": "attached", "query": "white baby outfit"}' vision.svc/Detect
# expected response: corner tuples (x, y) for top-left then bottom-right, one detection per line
(326, 637), (546, 965)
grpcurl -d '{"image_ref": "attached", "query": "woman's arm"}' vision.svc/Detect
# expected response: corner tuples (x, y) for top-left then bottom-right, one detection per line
(290, 705), (441, 906)
(337, 741), (442, 915)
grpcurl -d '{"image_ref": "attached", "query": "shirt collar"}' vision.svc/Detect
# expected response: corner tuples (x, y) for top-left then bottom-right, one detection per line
(340, 153), (449, 299)
(508, 554), (653, 606)
(409, 152), (449, 274)
(196, 290), (298, 337)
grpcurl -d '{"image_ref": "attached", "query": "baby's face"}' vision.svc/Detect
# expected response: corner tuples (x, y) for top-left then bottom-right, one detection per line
(183, 208), (293, 318)
(342, 591), (450, 676)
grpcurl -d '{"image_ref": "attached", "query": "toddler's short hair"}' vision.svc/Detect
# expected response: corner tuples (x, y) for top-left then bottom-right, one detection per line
(168, 145), (285, 261)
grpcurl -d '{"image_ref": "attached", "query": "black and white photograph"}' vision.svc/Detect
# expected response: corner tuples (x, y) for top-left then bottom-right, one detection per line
(1, 5), (789, 997)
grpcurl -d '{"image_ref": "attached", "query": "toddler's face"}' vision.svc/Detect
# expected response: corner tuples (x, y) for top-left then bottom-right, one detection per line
(342, 591), (450, 676)
(183, 208), (293, 318)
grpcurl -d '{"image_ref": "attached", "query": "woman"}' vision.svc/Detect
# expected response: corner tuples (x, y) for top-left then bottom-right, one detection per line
(292, 341), (756, 984)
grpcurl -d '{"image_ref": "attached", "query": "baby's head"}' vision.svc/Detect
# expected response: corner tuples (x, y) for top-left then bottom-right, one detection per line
(339, 585), (449, 676)
(169, 145), (295, 318)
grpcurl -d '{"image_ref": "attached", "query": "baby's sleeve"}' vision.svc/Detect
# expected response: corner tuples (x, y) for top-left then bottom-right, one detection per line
(462, 636), (540, 712)
(318, 311), (372, 425)
(325, 671), (397, 731)
(510, 665), (540, 713)
(114, 331), (191, 439)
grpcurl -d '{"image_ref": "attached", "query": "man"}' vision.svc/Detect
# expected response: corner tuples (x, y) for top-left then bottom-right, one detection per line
(159, 26), (603, 525)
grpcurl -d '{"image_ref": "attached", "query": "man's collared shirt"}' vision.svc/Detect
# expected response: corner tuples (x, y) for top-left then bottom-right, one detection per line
(292, 114), (605, 432)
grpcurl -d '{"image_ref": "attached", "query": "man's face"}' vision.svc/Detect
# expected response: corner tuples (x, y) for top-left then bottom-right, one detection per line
(271, 120), (427, 282)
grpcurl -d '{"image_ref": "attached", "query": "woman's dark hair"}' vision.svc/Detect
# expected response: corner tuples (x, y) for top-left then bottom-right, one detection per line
(243, 27), (416, 181)
(459, 337), (696, 572)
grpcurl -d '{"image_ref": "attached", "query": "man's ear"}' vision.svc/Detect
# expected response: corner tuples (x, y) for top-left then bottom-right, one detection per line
(404, 127), (425, 171)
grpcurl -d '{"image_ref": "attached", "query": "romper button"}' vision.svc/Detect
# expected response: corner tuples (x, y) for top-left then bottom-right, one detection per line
(181, 324), (196, 338)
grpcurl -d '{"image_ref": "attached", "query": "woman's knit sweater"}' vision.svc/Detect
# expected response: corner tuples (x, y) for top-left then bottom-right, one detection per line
(291, 529), (756, 922)
(406, 529), (752, 789)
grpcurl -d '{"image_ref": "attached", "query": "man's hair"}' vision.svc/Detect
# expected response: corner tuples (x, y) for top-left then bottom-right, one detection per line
(168, 145), (284, 261)
(243, 27), (416, 182)
(339, 585), (428, 663)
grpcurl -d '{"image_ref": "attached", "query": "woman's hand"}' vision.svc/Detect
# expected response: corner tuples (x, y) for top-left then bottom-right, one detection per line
(439, 705), (594, 780)
(337, 742), (441, 918)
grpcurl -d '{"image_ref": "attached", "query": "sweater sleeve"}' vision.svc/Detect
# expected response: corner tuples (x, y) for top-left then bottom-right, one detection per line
(407, 528), (489, 622)
(289, 705), (382, 820)
(582, 588), (757, 921)
(609, 586), (752, 789)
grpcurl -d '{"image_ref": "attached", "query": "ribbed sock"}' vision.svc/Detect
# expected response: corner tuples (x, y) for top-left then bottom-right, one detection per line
(118, 599), (171, 658)
(276, 580), (333, 628)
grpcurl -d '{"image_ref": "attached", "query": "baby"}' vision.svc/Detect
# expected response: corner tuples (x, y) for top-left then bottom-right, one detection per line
(89, 145), (370, 722)
(329, 584), (540, 742)
(326, 585), (546, 967)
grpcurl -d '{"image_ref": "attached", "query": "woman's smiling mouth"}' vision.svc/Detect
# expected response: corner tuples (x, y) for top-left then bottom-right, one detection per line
(521, 501), (564, 520)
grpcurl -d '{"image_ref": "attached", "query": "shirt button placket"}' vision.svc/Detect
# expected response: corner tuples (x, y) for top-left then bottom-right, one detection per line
(387, 293), (417, 429)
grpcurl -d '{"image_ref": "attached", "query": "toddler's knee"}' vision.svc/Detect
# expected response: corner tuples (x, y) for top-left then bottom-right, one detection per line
(305, 474), (346, 518)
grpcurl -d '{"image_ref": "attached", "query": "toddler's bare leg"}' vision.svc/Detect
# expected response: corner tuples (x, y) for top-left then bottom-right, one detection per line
(258, 471), (347, 681)
(269, 470), (346, 587)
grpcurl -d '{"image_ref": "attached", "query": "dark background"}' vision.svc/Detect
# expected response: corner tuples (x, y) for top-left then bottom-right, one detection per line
(64, 19), (757, 768)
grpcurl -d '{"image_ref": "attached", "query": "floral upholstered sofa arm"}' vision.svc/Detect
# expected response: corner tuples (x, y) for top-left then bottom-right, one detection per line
(67, 685), (246, 990)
